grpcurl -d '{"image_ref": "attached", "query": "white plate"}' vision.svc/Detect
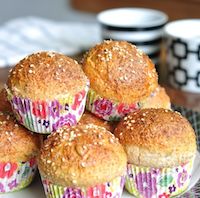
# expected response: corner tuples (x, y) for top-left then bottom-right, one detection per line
(2, 152), (200, 198)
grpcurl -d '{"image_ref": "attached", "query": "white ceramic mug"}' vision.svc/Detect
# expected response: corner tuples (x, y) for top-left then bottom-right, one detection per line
(165, 19), (200, 93)
(97, 8), (168, 66)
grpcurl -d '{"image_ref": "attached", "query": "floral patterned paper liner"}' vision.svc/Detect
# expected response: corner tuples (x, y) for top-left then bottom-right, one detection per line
(0, 158), (37, 193)
(125, 159), (194, 198)
(86, 89), (140, 121)
(41, 176), (125, 198)
(6, 84), (89, 134)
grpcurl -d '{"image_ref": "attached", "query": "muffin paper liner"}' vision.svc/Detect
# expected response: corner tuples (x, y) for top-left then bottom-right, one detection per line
(86, 89), (140, 121)
(6, 84), (89, 134)
(125, 159), (194, 198)
(0, 158), (37, 193)
(41, 176), (125, 198)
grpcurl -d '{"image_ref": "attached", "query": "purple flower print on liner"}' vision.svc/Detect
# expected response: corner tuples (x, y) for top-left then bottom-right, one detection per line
(94, 98), (113, 118)
(52, 113), (77, 131)
(169, 184), (176, 193)
(12, 96), (30, 114)
(65, 103), (69, 111)
(8, 179), (18, 190)
(177, 169), (188, 187)
(0, 182), (5, 193)
(135, 172), (157, 198)
(63, 188), (82, 198)
(49, 100), (62, 119)
(120, 176), (125, 188)
(43, 120), (50, 128)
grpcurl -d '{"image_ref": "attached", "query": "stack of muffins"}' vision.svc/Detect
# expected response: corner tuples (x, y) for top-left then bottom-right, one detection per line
(0, 40), (196, 198)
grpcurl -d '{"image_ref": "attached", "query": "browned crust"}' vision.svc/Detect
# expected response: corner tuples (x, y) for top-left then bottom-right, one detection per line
(0, 88), (12, 113)
(78, 111), (114, 132)
(82, 40), (158, 104)
(38, 124), (127, 187)
(114, 108), (196, 167)
(0, 111), (42, 162)
(7, 51), (88, 100)
(141, 86), (171, 109)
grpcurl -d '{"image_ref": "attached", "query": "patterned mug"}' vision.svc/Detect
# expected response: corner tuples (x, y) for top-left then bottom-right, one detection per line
(164, 19), (200, 93)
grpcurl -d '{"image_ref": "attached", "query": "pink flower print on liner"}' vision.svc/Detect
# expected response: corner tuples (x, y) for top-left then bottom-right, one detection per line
(117, 103), (138, 115)
(135, 172), (157, 198)
(0, 162), (17, 179)
(177, 169), (188, 188)
(32, 101), (48, 119)
(94, 98), (113, 118)
(87, 184), (106, 197)
(52, 113), (77, 131)
(72, 90), (86, 111)
(158, 193), (170, 198)
(49, 100), (62, 119)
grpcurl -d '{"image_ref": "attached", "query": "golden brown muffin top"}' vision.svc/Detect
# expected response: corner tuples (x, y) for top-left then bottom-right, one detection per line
(141, 86), (171, 109)
(82, 40), (158, 104)
(7, 51), (88, 100)
(114, 108), (196, 167)
(38, 124), (127, 188)
(0, 88), (12, 113)
(0, 111), (42, 162)
(79, 111), (114, 132)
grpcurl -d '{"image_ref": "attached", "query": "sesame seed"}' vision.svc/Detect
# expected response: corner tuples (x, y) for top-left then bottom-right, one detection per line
(81, 162), (86, 167)
(131, 120), (135, 123)
(28, 70), (33, 74)
(30, 64), (35, 68)
(47, 160), (51, 164)
(71, 172), (76, 176)
(72, 180), (77, 184)
(141, 118), (145, 121)
(109, 138), (114, 143)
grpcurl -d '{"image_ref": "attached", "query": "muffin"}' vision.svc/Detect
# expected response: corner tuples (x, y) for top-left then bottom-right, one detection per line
(6, 51), (89, 134)
(114, 108), (196, 198)
(82, 40), (158, 121)
(0, 88), (12, 113)
(79, 110), (114, 132)
(38, 124), (127, 198)
(0, 111), (42, 193)
(141, 85), (171, 109)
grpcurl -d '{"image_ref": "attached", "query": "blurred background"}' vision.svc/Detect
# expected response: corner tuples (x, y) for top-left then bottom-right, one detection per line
(0, 0), (199, 25)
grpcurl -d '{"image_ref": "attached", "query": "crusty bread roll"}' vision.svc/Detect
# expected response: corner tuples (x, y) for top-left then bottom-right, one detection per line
(0, 111), (42, 162)
(7, 51), (88, 100)
(38, 124), (127, 188)
(114, 108), (196, 168)
(82, 40), (158, 104)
